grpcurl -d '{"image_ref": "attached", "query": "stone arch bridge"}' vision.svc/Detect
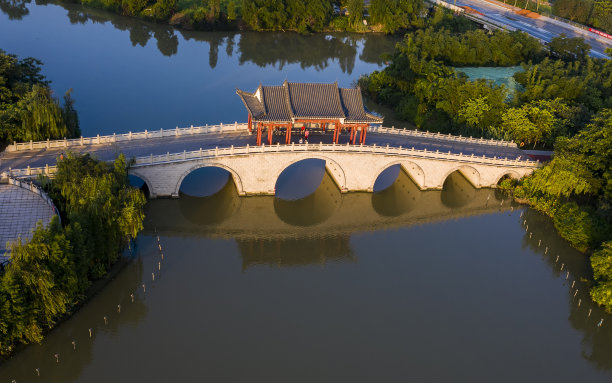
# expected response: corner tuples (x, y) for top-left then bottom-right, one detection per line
(1, 125), (539, 198)
(130, 142), (538, 198)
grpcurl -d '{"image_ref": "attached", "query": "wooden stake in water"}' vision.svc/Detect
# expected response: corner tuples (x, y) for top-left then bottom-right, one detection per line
(54, 354), (59, 363)
(142, 283), (146, 293)
(131, 293), (134, 303)
(117, 304), (121, 313)
(152, 273), (155, 281)
(72, 341), (76, 350)
(571, 280), (576, 288)
(103, 316), (107, 325)
(529, 232), (532, 238)
(158, 261), (161, 271)
(566, 271), (569, 280)
(598, 318), (604, 327)
(578, 299), (582, 307)
(556, 255), (559, 262)
(574, 290), (579, 298)
(588, 308), (592, 318)
(561, 263), (564, 271)
(545, 247), (548, 254)
(89, 328), (92, 338)
(36, 368), (40, 376)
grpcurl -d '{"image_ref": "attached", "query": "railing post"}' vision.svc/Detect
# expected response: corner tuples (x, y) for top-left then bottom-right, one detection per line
(291, 142), (294, 151)
(160, 128), (163, 137)
(246, 144), (250, 154)
(45, 164), (49, 174)
(150, 153), (153, 163)
(97, 134), (100, 144)
(45, 139), (48, 149)
(113, 133), (116, 143)
(205, 124), (208, 133)
(167, 152), (170, 162)
(64, 137), (67, 147)
(199, 148), (202, 157)
(129, 131), (133, 140)
(183, 150), (186, 160)
(234, 121), (238, 130)
(176, 126), (179, 137)
(145, 129), (148, 139)
(27, 165), (31, 175)
(215, 147), (219, 157)
(191, 125), (194, 134)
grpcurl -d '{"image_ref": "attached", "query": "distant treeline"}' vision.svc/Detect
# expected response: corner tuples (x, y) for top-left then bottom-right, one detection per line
(52, 0), (426, 33)
(0, 49), (80, 148)
(0, 153), (146, 357)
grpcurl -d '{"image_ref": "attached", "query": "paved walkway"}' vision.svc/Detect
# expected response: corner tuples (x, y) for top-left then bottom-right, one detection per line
(0, 184), (56, 263)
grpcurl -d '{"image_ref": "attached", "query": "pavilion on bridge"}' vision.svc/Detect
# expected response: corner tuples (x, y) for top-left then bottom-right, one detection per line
(236, 81), (383, 146)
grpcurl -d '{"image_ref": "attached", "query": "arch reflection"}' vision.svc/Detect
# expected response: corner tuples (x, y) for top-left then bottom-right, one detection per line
(441, 171), (478, 208)
(372, 169), (422, 217)
(274, 171), (341, 227)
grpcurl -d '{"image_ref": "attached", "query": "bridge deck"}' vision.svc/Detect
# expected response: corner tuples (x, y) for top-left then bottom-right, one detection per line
(1, 129), (525, 174)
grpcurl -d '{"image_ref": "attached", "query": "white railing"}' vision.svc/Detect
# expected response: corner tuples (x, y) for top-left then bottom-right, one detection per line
(130, 142), (538, 168)
(4, 176), (60, 220)
(369, 126), (517, 148)
(1, 142), (538, 180)
(4, 122), (249, 152)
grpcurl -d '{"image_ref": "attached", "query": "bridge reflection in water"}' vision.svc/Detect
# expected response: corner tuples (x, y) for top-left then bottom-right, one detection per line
(143, 168), (508, 269)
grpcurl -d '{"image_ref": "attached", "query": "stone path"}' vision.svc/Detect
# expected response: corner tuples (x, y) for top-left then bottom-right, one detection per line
(0, 184), (56, 264)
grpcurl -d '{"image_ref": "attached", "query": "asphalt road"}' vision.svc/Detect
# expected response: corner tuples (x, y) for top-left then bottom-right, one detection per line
(0, 130), (527, 174)
(455, 0), (612, 58)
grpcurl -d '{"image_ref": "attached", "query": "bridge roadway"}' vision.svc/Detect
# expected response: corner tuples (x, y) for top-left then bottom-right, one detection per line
(0, 127), (525, 175)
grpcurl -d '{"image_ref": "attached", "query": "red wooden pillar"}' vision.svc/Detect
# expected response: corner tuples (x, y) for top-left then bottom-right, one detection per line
(349, 126), (355, 144)
(247, 114), (252, 132)
(360, 126), (367, 144)
(267, 124), (273, 145)
(256, 123), (262, 145)
(285, 123), (292, 144)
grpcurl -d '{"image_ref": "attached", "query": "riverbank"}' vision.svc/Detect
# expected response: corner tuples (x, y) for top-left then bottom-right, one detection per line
(51, 0), (428, 34)
(0, 154), (146, 357)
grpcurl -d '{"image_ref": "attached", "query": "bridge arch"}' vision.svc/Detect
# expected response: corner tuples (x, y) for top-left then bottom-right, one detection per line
(370, 160), (426, 191)
(272, 154), (347, 193)
(441, 165), (481, 188)
(175, 163), (245, 197)
(128, 169), (155, 196)
(494, 170), (522, 185)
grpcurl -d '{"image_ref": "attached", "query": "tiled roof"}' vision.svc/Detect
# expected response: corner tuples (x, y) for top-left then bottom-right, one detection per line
(236, 82), (383, 124)
(285, 81), (345, 119)
(340, 87), (383, 123)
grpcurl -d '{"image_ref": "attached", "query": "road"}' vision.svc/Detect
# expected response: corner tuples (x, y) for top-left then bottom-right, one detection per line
(0, 130), (526, 174)
(455, 0), (611, 58)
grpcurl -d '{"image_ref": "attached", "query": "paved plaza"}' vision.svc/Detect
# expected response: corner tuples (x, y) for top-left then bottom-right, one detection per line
(0, 184), (56, 263)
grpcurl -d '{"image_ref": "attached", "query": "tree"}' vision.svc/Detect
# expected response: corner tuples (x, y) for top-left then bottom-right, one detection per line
(548, 34), (591, 62)
(346, 0), (364, 28)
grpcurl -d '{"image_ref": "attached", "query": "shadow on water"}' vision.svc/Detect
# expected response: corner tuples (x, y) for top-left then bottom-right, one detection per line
(1, 0), (399, 69)
(237, 235), (355, 271)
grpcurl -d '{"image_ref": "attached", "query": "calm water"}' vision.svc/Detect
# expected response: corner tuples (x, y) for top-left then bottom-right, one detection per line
(1, 2), (612, 382)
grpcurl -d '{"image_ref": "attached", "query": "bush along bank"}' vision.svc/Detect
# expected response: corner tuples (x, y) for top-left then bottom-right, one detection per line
(500, 109), (612, 311)
(0, 153), (146, 357)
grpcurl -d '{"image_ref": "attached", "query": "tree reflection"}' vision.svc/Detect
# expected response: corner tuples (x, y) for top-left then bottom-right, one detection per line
(0, 0), (30, 19)
(0, 1), (396, 73)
